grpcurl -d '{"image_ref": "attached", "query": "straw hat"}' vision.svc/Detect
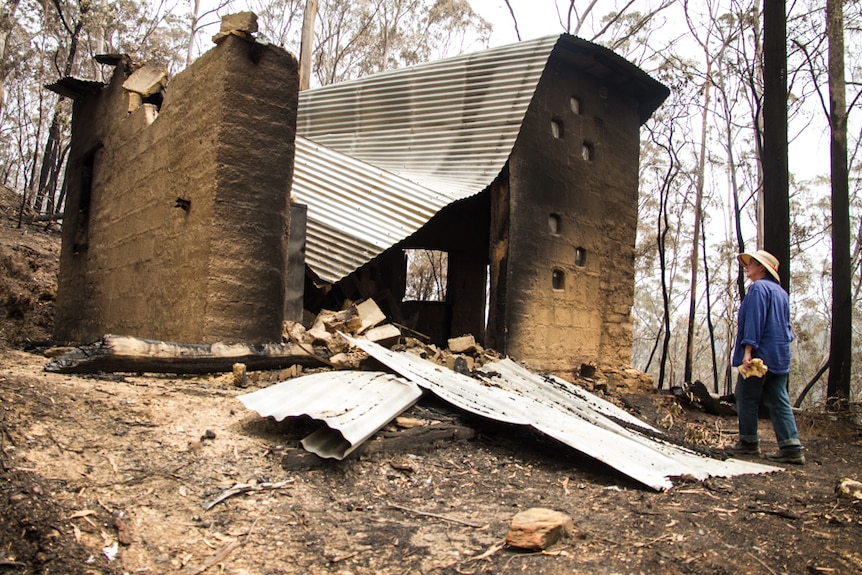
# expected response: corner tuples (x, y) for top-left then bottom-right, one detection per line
(737, 250), (780, 282)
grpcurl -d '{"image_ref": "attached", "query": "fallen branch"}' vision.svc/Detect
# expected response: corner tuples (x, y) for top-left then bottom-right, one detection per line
(469, 540), (505, 561)
(388, 504), (485, 528)
(186, 515), (260, 574)
(202, 480), (294, 511)
(187, 540), (241, 575)
(794, 357), (830, 408)
(746, 551), (778, 575)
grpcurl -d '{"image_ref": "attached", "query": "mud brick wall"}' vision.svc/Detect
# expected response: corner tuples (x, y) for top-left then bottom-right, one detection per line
(501, 54), (642, 376)
(54, 36), (298, 345)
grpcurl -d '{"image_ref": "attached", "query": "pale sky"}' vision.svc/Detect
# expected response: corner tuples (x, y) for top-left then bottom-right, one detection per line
(468, 0), (564, 46)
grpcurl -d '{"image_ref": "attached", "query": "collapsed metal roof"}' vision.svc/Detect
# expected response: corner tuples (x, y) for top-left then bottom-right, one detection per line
(239, 336), (780, 491)
(346, 336), (780, 491)
(292, 35), (668, 283)
(238, 370), (421, 459)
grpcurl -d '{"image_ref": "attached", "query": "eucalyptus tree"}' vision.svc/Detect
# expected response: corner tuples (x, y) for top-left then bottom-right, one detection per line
(247, 0), (304, 47)
(0, 0), (22, 116)
(680, 0), (744, 388)
(186, 0), (232, 66)
(5, 0), (198, 220)
(787, 0), (862, 405)
(30, 0), (90, 216)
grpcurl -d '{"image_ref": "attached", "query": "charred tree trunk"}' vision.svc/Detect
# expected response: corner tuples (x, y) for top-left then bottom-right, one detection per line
(761, 0), (789, 292)
(825, 0), (851, 406)
(33, 1), (86, 215)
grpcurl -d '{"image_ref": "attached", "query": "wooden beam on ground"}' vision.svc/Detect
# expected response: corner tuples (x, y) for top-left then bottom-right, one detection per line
(45, 335), (326, 374)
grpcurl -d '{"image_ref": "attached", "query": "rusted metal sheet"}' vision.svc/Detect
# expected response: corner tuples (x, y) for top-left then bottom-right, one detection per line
(345, 336), (781, 491)
(237, 371), (421, 460)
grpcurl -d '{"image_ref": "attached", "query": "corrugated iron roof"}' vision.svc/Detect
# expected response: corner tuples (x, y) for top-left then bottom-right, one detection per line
(297, 36), (557, 197)
(293, 136), (455, 282)
(345, 336), (780, 491)
(292, 35), (668, 283)
(293, 34), (668, 282)
(237, 370), (421, 459)
(292, 37), (555, 282)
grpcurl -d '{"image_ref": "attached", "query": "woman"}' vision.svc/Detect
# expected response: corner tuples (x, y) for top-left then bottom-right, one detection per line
(726, 250), (805, 464)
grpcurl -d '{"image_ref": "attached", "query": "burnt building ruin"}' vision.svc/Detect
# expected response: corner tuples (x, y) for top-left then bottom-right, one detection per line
(293, 35), (668, 377)
(52, 16), (299, 345)
(52, 15), (668, 379)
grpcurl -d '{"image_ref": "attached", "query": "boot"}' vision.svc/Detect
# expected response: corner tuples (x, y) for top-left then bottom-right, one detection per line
(766, 447), (805, 465)
(724, 440), (761, 456)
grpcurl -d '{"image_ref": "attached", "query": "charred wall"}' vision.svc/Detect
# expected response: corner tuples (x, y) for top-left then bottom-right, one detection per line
(54, 35), (298, 345)
(500, 53), (642, 376)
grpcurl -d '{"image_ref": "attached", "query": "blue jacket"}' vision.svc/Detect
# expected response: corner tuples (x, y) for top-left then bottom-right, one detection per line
(732, 279), (793, 374)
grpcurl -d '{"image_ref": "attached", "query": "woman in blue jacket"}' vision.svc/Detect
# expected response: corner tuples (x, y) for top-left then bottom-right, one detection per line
(726, 250), (805, 464)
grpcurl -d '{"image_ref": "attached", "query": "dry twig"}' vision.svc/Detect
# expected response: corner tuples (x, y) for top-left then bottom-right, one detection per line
(202, 479), (294, 510)
(388, 504), (485, 528)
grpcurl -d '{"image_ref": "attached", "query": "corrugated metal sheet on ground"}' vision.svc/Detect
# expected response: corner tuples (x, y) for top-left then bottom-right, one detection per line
(237, 371), (421, 460)
(345, 336), (781, 491)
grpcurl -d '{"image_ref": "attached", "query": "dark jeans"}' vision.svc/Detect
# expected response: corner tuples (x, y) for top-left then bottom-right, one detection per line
(734, 371), (802, 448)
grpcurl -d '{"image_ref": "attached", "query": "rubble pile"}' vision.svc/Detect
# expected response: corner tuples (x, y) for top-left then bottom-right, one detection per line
(282, 298), (505, 374)
(283, 298), (657, 398)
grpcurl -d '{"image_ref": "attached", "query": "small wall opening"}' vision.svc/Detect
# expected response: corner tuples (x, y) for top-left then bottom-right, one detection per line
(73, 147), (99, 253)
(551, 118), (564, 139)
(570, 96), (582, 114)
(548, 213), (561, 234)
(581, 142), (595, 161)
(403, 249), (448, 302)
(575, 247), (587, 267)
(552, 269), (565, 290)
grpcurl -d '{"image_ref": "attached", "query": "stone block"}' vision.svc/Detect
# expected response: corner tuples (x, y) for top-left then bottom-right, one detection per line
(448, 334), (478, 354)
(355, 298), (387, 333)
(220, 12), (258, 34)
(122, 64), (168, 97)
(363, 323), (401, 345)
(505, 507), (574, 550)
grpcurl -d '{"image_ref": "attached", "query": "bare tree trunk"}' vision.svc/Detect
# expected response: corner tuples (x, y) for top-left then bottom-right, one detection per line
(648, 124), (678, 390)
(825, 0), (851, 405)
(683, 68), (710, 384)
(298, 0), (317, 90)
(0, 0), (22, 117)
(700, 223), (720, 392)
(187, 0), (201, 66)
(32, 115), (64, 213)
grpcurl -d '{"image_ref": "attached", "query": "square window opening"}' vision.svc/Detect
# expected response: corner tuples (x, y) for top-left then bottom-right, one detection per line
(403, 249), (449, 302)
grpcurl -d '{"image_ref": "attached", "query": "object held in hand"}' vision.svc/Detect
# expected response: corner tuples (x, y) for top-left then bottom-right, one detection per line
(739, 357), (768, 379)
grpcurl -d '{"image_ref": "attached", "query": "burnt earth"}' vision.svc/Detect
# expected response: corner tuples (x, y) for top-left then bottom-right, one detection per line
(1, 194), (861, 574)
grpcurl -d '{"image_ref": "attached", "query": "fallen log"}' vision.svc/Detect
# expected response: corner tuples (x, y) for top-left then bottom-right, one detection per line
(671, 380), (736, 416)
(45, 334), (326, 374)
(361, 422), (477, 454)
